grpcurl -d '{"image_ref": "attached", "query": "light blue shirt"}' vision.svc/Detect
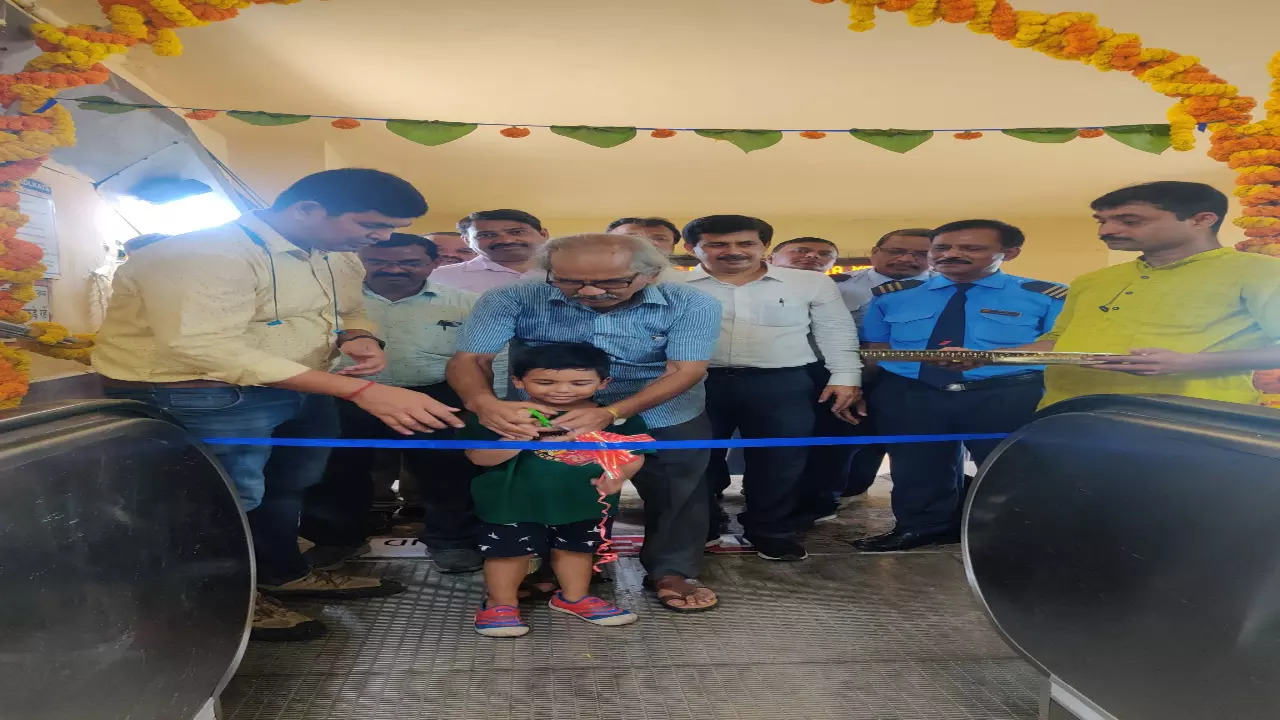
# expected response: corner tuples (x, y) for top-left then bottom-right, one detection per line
(860, 270), (1066, 381)
(836, 268), (935, 327)
(334, 281), (509, 391)
(456, 282), (722, 428)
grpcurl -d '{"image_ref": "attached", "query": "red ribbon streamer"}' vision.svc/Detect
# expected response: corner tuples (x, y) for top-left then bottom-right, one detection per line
(571, 430), (654, 572)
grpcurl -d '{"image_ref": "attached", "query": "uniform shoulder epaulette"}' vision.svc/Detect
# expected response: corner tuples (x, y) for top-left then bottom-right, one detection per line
(1020, 280), (1069, 300)
(871, 279), (925, 297)
(829, 273), (851, 282)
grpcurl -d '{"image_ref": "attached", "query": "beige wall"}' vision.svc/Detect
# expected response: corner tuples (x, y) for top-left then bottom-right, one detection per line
(25, 164), (135, 381)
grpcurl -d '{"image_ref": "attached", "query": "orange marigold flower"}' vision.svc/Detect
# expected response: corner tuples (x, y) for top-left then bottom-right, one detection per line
(331, 118), (361, 130)
(799, 131), (827, 139)
(184, 109), (218, 120)
(990, 0), (1017, 41)
(1242, 205), (1280, 218)
(1229, 151), (1280, 169)
(1078, 128), (1106, 138)
(500, 127), (532, 138)
(809, 0), (836, 3)
(650, 129), (677, 138)
(1244, 227), (1280, 239)
(954, 131), (984, 140)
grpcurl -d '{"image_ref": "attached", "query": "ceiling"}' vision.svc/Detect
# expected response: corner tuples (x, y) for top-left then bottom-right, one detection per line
(33, 0), (1280, 221)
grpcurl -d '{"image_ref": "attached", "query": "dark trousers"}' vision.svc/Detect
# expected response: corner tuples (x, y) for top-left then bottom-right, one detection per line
(871, 372), (1043, 534)
(631, 413), (713, 580)
(798, 364), (884, 514)
(300, 382), (478, 551)
(104, 386), (337, 586)
(705, 367), (816, 541)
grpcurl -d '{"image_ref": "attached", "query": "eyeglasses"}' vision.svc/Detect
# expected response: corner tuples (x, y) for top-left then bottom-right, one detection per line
(546, 272), (641, 290)
(874, 248), (930, 259)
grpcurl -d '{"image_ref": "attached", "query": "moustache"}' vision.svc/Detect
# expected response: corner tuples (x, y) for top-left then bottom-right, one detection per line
(372, 272), (411, 279)
(490, 242), (528, 249)
(1101, 235), (1132, 242)
(571, 292), (621, 301)
(935, 258), (971, 264)
(719, 255), (751, 262)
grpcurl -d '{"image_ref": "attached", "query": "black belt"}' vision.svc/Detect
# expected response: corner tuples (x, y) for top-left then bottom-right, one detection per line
(707, 366), (806, 376)
(932, 371), (1043, 393)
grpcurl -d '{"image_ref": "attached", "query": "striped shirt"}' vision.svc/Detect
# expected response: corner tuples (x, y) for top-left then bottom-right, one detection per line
(456, 282), (722, 428)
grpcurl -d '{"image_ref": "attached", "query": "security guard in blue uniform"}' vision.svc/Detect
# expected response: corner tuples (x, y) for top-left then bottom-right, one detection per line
(857, 219), (1066, 552)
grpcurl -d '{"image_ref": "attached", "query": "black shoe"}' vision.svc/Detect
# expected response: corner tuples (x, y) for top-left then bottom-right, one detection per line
(431, 548), (484, 574)
(852, 528), (960, 552)
(752, 537), (809, 561)
(303, 542), (371, 571)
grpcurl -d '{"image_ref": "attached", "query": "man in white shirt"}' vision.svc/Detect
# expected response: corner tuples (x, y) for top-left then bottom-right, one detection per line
(605, 216), (695, 283)
(837, 228), (935, 322)
(430, 209), (550, 293)
(425, 231), (478, 266)
(302, 233), (485, 574)
(683, 215), (862, 562)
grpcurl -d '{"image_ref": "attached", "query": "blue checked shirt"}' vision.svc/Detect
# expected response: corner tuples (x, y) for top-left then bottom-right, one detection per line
(456, 282), (722, 428)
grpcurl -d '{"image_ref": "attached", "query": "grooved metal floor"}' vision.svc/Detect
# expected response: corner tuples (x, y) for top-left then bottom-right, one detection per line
(222, 481), (1043, 720)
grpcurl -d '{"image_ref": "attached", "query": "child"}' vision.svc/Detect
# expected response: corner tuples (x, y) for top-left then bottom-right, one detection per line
(462, 342), (648, 637)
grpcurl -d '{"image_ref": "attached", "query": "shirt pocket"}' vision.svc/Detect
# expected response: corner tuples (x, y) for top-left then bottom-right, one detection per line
(756, 296), (809, 327)
(596, 332), (669, 365)
(972, 311), (1042, 345)
(884, 309), (936, 344)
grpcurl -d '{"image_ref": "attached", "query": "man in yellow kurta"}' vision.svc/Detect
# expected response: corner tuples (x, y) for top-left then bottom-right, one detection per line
(1024, 181), (1280, 408)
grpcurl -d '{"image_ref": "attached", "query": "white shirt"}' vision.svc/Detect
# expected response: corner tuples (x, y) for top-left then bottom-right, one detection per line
(837, 268), (935, 326)
(430, 255), (526, 293)
(684, 264), (862, 385)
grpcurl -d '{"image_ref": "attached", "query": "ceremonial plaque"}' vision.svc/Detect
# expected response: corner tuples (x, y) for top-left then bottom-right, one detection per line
(860, 349), (1117, 365)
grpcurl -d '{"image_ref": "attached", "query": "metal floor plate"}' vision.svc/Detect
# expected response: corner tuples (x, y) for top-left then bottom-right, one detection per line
(223, 546), (1041, 719)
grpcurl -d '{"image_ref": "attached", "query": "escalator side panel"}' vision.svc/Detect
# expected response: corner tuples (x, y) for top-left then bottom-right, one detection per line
(965, 400), (1280, 720)
(0, 409), (252, 720)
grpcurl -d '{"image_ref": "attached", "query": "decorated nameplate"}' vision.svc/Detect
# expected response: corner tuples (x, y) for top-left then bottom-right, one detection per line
(860, 349), (1118, 365)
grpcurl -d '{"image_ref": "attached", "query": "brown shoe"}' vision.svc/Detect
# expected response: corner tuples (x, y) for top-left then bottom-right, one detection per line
(259, 570), (406, 600)
(251, 594), (325, 642)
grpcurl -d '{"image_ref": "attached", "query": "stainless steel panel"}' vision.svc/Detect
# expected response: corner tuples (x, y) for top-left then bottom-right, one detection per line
(965, 396), (1280, 720)
(0, 401), (253, 720)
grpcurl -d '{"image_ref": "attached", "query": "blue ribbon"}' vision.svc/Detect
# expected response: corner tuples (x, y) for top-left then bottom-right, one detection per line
(201, 433), (1009, 451)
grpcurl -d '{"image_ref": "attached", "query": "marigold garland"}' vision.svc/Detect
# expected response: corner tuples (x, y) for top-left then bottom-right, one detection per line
(954, 131), (983, 139)
(184, 109), (219, 120)
(331, 118), (361, 130)
(500, 127), (532, 138)
(1078, 128), (1105, 138)
(650, 129), (677, 138)
(0, 1), (311, 408)
(799, 131), (828, 139)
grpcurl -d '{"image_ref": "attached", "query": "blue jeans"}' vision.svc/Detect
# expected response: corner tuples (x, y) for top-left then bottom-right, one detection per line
(104, 386), (339, 585)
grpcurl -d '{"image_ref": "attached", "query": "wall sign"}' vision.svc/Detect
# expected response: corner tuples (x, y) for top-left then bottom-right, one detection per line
(17, 179), (60, 278)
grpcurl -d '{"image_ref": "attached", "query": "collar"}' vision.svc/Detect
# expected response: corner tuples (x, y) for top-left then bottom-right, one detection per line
(866, 268), (932, 285)
(461, 256), (520, 274)
(1136, 246), (1234, 271)
(925, 269), (1008, 290)
(238, 212), (306, 258)
(363, 279), (439, 303)
(547, 283), (669, 308)
(686, 262), (780, 283)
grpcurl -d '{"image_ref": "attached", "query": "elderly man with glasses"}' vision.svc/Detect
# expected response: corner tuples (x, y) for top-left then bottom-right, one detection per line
(446, 233), (723, 614)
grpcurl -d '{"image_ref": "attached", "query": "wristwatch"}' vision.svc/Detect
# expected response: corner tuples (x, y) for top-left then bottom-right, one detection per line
(335, 330), (386, 350)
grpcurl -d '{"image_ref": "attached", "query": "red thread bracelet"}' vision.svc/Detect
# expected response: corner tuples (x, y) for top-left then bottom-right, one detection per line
(342, 380), (376, 401)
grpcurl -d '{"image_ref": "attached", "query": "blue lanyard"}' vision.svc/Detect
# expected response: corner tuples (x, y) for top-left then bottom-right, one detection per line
(238, 224), (341, 331)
